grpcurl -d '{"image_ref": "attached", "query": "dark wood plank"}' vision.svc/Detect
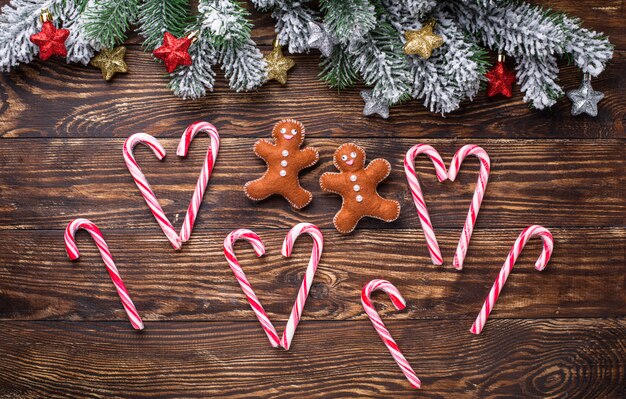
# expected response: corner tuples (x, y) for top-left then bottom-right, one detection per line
(0, 319), (624, 398)
(0, 49), (622, 139)
(1, 228), (623, 321)
(0, 138), (622, 230)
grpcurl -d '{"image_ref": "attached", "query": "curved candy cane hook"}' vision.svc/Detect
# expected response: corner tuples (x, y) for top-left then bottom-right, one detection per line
(123, 133), (182, 250)
(223, 229), (280, 347)
(361, 279), (421, 389)
(280, 223), (324, 350)
(448, 145), (491, 271)
(64, 218), (144, 330)
(470, 225), (554, 334)
(177, 122), (221, 243)
(404, 144), (448, 266)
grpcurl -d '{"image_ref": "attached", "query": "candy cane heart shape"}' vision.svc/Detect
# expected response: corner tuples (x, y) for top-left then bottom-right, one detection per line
(64, 218), (144, 330)
(361, 279), (421, 389)
(470, 225), (554, 335)
(176, 122), (220, 243)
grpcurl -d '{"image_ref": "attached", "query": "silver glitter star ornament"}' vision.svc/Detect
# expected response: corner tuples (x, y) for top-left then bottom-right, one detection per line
(567, 75), (604, 117)
(361, 90), (390, 119)
(307, 21), (335, 57)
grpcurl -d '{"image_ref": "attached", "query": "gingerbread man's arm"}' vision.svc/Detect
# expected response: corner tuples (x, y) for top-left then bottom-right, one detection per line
(297, 147), (319, 168)
(253, 139), (276, 161)
(320, 172), (345, 194)
(365, 158), (392, 183)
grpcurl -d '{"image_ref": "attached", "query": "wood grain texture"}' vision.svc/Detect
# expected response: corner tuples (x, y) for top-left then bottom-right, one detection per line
(0, 319), (624, 398)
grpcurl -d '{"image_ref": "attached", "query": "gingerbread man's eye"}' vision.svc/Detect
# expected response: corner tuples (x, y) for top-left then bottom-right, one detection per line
(341, 154), (348, 161)
(280, 127), (286, 134)
(291, 129), (298, 134)
(350, 152), (357, 158)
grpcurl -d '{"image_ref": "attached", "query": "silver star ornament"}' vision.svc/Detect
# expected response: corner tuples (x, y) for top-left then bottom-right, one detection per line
(567, 78), (604, 117)
(361, 90), (390, 119)
(307, 21), (335, 57)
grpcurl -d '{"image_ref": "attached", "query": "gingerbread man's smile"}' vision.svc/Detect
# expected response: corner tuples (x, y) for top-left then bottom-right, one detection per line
(345, 159), (354, 166)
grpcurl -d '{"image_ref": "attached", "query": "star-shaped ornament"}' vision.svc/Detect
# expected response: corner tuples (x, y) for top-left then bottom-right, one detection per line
(90, 46), (128, 81)
(29, 11), (69, 61)
(153, 31), (194, 73)
(264, 39), (295, 85)
(485, 57), (516, 97)
(307, 21), (335, 57)
(567, 77), (604, 117)
(403, 21), (444, 59)
(361, 90), (389, 119)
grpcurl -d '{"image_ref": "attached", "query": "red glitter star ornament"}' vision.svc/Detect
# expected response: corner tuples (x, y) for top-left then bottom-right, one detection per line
(485, 55), (516, 98)
(152, 32), (195, 73)
(29, 15), (70, 61)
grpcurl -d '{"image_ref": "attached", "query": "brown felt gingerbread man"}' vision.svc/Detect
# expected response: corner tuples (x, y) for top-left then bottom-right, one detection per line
(244, 119), (319, 209)
(320, 143), (400, 233)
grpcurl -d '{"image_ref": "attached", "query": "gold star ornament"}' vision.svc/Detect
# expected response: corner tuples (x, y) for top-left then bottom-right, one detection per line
(264, 39), (295, 85)
(90, 46), (128, 81)
(403, 20), (444, 59)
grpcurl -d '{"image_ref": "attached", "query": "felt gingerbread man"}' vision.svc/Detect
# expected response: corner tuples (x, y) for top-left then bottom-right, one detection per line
(320, 143), (400, 233)
(244, 119), (319, 209)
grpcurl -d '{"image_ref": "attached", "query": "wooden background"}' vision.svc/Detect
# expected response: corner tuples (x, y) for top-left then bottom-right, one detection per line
(0, 1), (624, 397)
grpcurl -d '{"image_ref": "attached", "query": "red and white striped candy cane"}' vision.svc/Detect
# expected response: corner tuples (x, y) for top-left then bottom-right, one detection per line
(176, 122), (220, 243)
(224, 229), (281, 347)
(64, 218), (144, 330)
(123, 133), (182, 250)
(280, 223), (324, 350)
(448, 145), (491, 270)
(361, 279), (421, 389)
(470, 225), (553, 334)
(404, 144), (448, 266)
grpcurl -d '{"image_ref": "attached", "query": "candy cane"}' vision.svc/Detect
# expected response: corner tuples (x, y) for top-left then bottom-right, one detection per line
(448, 145), (490, 270)
(224, 229), (281, 347)
(123, 133), (181, 250)
(361, 279), (421, 389)
(176, 122), (220, 243)
(64, 218), (144, 330)
(404, 144), (448, 265)
(470, 225), (553, 334)
(280, 223), (324, 350)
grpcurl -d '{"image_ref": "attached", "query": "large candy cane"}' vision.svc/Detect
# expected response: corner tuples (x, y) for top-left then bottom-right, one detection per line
(448, 145), (490, 270)
(176, 122), (220, 243)
(64, 218), (144, 330)
(404, 144), (448, 265)
(280, 223), (324, 350)
(470, 225), (553, 334)
(223, 229), (280, 347)
(123, 133), (181, 250)
(361, 279), (421, 389)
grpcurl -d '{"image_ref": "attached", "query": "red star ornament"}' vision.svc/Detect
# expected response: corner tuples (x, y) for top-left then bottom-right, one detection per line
(152, 32), (193, 73)
(485, 61), (516, 98)
(29, 21), (70, 61)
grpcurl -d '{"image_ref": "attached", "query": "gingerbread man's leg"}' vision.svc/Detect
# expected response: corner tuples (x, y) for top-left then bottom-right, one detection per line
(245, 177), (275, 201)
(374, 197), (401, 222)
(281, 184), (313, 209)
(334, 206), (362, 234)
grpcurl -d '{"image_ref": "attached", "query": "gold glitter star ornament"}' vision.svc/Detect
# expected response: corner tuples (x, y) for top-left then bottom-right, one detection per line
(90, 46), (128, 81)
(403, 21), (444, 59)
(264, 39), (295, 85)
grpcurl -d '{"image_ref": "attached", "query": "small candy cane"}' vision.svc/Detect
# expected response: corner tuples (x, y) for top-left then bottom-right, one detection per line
(64, 218), (144, 330)
(280, 223), (324, 350)
(176, 122), (220, 243)
(470, 225), (553, 334)
(361, 279), (421, 389)
(448, 145), (491, 270)
(224, 229), (280, 347)
(123, 133), (181, 250)
(404, 144), (448, 265)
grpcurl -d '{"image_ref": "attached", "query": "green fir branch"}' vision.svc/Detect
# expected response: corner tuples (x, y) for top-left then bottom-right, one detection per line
(320, 46), (358, 90)
(138, 0), (191, 51)
(83, 0), (139, 48)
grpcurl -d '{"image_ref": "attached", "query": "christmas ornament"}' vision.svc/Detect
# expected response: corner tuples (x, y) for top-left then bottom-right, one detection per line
(485, 54), (516, 97)
(361, 90), (389, 119)
(264, 38), (295, 85)
(90, 47), (128, 81)
(307, 21), (335, 57)
(567, 74), (604, 117)
(153, 31), (197, 73)
(403, 20), (444, 59)
(29, 10), (70, 61)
